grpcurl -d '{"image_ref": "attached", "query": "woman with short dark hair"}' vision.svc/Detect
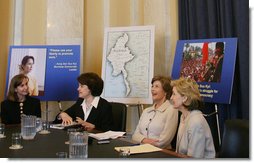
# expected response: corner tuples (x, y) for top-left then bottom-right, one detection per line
(54, 72), (114, 132)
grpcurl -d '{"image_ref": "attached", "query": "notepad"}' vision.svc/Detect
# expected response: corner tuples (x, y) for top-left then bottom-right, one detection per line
(115, 144), (162, 154)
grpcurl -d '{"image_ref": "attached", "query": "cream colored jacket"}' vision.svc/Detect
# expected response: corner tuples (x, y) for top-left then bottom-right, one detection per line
(132, 100), (178, 148)
(176, 110), (216, 158)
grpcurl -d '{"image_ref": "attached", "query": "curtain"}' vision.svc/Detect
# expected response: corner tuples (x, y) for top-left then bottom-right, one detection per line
(178, 0), (249, 151)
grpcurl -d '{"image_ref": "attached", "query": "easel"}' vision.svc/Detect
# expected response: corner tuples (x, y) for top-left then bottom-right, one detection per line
(137, 103), (144, 117)
(126, 103), (144, 118)
(203, 104), (221, 145)
(58, 100), (63, 112)
(39, 101), (51, 134)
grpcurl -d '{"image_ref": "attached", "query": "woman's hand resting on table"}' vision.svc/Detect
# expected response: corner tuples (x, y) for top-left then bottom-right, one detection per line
(76, 117), (95, 131)
(59, 112), (73, 125)
(141, 138), (159, 146)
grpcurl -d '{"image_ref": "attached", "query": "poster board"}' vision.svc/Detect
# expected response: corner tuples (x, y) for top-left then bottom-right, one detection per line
(5, 45), (80, 101)
(101, 26), (155, 104)
(171, 38), (237, 104)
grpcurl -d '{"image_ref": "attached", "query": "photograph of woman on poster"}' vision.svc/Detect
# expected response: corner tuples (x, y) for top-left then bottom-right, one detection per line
(6, 48), (47, 97)
(19, 55), (39, 96)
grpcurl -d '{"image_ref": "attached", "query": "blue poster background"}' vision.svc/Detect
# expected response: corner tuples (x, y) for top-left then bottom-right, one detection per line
(171, 38), (237, 104)
(6, 45), (80, 101)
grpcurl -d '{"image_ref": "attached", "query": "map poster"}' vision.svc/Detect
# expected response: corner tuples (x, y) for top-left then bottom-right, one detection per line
(171, 38), (237, 104)
(6, 45), (80, 101)
(101, 26), (155, 104)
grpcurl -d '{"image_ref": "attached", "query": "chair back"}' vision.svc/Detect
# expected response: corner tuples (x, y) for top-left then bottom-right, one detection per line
(110, 102), (127, 132)
(219, 119), (249, 158)
(171, 111), (181, 150)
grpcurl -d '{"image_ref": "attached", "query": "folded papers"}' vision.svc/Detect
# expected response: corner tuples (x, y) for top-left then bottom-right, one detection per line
(50, 122), (80, 130)
(88, 131), (126, 140)
(115, 144), (162, 154)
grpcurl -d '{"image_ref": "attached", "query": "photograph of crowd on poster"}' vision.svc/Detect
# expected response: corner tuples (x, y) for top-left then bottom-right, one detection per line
(180, 42), (225, 83)
(172, 38), (237, 104)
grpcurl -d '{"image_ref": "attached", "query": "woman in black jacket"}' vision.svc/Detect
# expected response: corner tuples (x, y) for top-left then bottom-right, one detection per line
(54, 72), (114, 132)
(1, 74), (41, 124)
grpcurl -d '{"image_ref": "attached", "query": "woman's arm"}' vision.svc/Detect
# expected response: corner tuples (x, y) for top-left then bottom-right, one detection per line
(155, 108), (179, 148)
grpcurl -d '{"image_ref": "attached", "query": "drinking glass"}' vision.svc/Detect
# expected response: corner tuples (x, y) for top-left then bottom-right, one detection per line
(36, 117), (42, 132)
(39, 121), (50, 134)
(69, 131), (88, 158)
(119, 148), (130, 158)
(9, 133), (23, 149)
(65, 128), (78, 144)
(0, 123), (6, 138)
(56, 152), (68, 158)
(21, 115), (36, 140)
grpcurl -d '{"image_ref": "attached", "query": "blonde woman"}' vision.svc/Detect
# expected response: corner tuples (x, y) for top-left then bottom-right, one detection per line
(170, 77), (215, 158)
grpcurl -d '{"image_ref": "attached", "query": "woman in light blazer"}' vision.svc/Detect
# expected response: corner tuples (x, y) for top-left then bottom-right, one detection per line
(132, 76), (178, 149)
(170, 77), (215, 158)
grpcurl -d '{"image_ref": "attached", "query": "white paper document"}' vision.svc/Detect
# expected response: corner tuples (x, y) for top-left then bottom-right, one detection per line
(88, 131), (126, 140)
(115, 144), (162, 154)
(50, 122), (80, 130)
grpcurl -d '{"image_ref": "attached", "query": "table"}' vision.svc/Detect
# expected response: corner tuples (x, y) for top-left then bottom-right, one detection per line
(0, 125), (188, 158)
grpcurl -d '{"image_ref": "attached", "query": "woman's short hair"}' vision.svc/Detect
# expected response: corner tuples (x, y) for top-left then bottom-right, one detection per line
(151, 75), (172, 100)
(7, 74), (29, 101)
(77, 72), (104, 96)
(171, 77), (203, 111)
(19, 55), (35, 71)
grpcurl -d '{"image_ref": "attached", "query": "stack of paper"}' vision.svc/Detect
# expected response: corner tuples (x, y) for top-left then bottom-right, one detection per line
(50, 122), (80, 130)
(88, 131), (126, 140)
(115, 144), (162, 154)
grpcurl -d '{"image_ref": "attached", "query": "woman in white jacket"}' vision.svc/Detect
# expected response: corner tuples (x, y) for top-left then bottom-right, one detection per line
(170, 77), (215, 158)
(132, 76), (178, 149)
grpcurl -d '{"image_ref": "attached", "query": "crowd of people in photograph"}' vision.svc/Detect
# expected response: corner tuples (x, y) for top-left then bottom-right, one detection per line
(180, 42), (224, 83)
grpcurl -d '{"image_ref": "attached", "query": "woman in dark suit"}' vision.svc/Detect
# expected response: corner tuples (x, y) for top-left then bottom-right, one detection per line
(1, 74), (41, 124)
(54, 72), (114, 132)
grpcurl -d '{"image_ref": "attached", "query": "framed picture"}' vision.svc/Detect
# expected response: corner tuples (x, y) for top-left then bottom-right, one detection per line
(6, 45), (80, 101)
(101, 26), (155, 104)
(172, 38), (237, 104)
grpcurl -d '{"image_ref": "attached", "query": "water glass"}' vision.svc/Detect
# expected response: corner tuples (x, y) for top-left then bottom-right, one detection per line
(119, 148), (130, 158)
(35, 117), (42, 132)
(56, 152), (68, 158)
(69, 132), (88, 158)
(39, 121), (50, 134)
(21, 115), (36, 140)
(0, 123), (5, 138)
(65, 128), (78, 144)
(9, 133), (23, 149)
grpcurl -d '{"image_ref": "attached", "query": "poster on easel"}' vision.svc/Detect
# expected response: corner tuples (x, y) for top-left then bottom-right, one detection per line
(5, 45), (80, 101)
(101, 26), (155, 104)
(171, 38), (237, 104)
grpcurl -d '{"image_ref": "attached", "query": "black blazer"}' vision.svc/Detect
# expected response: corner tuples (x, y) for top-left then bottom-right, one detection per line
(54, 97), (114, 131)
(0, 96), (41, 124)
